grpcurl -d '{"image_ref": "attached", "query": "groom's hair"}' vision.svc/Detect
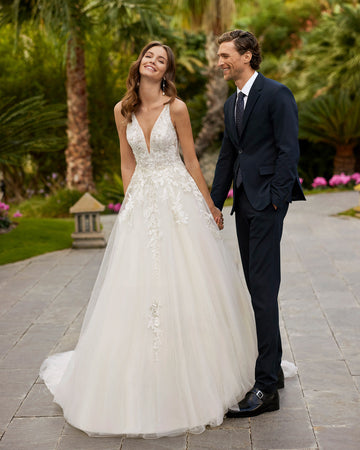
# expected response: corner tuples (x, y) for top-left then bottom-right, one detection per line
(218, 30), (262, 70)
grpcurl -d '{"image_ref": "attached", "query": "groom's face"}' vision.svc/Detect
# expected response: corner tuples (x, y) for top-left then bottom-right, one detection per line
(217, 41), (251, 82)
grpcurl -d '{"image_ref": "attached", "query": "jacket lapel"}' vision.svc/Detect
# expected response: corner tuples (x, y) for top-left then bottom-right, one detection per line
(238, 73), (265, 140)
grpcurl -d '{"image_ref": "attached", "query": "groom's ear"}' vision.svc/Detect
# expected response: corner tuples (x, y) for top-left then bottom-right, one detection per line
(243, 51), (253, 64)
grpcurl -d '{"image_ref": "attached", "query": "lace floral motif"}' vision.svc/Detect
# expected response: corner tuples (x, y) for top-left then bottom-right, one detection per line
(148, 300), (162, 362)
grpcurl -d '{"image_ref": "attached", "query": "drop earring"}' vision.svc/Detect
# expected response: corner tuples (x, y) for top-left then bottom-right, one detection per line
(162, 77), (166, 95)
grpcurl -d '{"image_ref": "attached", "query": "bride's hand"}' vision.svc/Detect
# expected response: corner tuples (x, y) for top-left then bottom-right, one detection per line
(210, 206), (224, 230)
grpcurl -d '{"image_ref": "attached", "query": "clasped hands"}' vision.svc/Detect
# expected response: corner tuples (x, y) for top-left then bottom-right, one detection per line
(210, 206), (224, 230)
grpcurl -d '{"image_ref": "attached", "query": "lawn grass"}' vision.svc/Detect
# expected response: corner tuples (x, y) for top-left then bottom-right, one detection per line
(0, 218), (74, 265)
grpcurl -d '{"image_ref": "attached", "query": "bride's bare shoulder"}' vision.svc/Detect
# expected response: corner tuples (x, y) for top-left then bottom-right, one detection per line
(170, 98), (189, 120)
(114, 101), (127, 129)
(114, 100), (123, 115)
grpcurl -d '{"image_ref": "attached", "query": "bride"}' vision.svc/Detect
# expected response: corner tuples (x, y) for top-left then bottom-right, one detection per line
(39, 41), (258, 438)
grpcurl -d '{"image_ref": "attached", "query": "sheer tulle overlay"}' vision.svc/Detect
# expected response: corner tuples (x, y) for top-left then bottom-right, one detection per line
(40, 104), (258, 437)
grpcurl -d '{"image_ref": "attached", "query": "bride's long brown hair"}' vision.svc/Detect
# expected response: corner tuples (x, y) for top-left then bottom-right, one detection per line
(121, 41), (177, 123)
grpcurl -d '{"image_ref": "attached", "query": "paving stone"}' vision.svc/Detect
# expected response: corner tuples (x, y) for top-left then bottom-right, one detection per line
(0, 294), (50, 325)
(303, 389), (360, 427)
(250, 407), (316, 449)
(122, 434), (186, 449)
(288, 333), (342, 361)
(188, 428), (250, 449)
(0, 396), (24, 435)
(353, 376), (360, 392)
(0, 274), (38, 298)
(324, 307), (360, 337)
(338, 344), (360, 375)
(280, 302), (331, 336)
(297, 360), (354, 392)
(0, 368), (35, 397)
(0, 416), (64, 449)
(57, 433), (122, 449)
(16, 383), (62, 417)
(53, 329), (80, 353)
(316, 289), (359, 309)
(0, 318), (31, 337)
(314, 424), (360, 450)
(0, 294), (21, 319)
(278, 378), (305, 409)
(216, 417), (250, 430)
(35, 299), (84, 326)
(0, 263), (28, 284)
(0, 324), (67, 370)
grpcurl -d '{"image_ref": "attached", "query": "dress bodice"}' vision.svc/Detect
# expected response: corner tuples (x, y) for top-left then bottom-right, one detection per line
(126, 104), (183, 170)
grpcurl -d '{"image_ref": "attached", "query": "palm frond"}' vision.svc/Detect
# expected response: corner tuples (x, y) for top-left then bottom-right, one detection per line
(299, 90), (360, 147)
(0, 96), (66, 165)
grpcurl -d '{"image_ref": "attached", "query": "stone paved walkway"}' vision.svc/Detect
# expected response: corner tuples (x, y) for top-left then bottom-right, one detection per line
(0, 191), (360, 449)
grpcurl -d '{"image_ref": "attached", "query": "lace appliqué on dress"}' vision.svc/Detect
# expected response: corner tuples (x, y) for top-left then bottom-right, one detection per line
(148, 300), (162, 362)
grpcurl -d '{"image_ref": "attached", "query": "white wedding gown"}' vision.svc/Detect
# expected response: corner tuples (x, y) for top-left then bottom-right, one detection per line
(40, 104), (258, 438)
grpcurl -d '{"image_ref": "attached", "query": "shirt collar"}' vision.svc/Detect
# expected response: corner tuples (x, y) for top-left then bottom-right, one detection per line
(237, 71), (258, 97)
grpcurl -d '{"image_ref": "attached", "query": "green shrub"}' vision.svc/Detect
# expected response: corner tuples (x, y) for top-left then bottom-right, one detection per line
(14, 189), (83, 218)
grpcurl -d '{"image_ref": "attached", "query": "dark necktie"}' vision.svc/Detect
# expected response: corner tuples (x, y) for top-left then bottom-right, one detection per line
(235, 91), (245, 137)
(235, 92), (245, 187)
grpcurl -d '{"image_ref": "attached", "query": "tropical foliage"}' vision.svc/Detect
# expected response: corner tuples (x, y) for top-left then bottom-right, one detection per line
(0, 96), (65, 166)
(0, 0), (360, 201)
(299, 90), (360, 174)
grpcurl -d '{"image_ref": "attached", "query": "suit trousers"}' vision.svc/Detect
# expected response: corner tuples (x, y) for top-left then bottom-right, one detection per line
(234, 186), (288, 393)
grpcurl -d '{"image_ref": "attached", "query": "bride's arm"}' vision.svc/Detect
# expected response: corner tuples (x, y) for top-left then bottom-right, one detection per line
(114, 102), (136, 194)
(171, 99), (223, 228)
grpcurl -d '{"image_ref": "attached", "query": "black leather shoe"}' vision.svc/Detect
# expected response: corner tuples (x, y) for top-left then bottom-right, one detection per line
(277, 367), (284, 389)
(226, 388), (279, 418)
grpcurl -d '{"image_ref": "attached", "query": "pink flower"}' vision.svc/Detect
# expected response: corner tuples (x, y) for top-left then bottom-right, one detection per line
(311, 177), (327, 188)
(13, 210), (22, 218)
(113, 203), (122, 213)
(350, 173), (360, 185)
(299, 178), (303, 184)
(227, 188), (234, 198)
(108, 203), (114, 210)
(329, 173), (351, 187)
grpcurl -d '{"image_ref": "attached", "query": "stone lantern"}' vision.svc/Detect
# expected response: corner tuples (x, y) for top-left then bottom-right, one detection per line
(354, 184), (360, 218)
(69, 193), (106, 248)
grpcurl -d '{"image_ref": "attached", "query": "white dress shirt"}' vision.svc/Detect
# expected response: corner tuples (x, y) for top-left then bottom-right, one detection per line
(235, 71), (258, 116)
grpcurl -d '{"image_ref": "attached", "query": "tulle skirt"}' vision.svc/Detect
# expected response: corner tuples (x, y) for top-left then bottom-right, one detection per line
(40, 167), (258, 437)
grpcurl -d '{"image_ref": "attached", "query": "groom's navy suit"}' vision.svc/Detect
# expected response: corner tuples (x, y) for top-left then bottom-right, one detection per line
(211, 72), (305, 393)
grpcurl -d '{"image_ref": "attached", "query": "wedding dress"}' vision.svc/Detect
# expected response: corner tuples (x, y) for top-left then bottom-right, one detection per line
(40, 103), (258, 438)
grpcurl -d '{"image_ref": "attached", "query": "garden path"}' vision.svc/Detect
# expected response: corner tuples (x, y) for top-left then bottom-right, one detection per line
(0, 191), (359, 449)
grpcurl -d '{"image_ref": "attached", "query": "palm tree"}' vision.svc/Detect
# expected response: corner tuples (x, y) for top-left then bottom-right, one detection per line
(2, 0), (165, 192)
(299, 90), (360, 174)
(171, 0), (236, 159)
(281, 3), (360, 102)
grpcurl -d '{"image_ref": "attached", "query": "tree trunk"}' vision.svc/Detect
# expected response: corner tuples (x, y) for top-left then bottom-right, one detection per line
(195, 32), (228, 160)
(333, 143), (356, 174)
(65, 36), (94, 192)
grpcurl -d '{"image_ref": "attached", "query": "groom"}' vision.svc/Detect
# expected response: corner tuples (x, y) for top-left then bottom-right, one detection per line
(211, 30), (305, 417)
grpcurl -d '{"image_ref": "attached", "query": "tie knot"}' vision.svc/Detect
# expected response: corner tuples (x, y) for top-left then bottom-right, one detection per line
(238, 91), (245, 100)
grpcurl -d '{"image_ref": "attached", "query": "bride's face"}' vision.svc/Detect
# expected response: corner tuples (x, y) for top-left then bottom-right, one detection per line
(139, 46), (168, 82)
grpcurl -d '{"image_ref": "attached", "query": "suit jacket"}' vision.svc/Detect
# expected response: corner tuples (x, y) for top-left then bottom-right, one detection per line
(211, 72), (305, 213)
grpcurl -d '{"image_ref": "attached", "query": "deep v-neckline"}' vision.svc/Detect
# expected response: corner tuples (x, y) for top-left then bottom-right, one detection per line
(134, 104), (167, 154)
